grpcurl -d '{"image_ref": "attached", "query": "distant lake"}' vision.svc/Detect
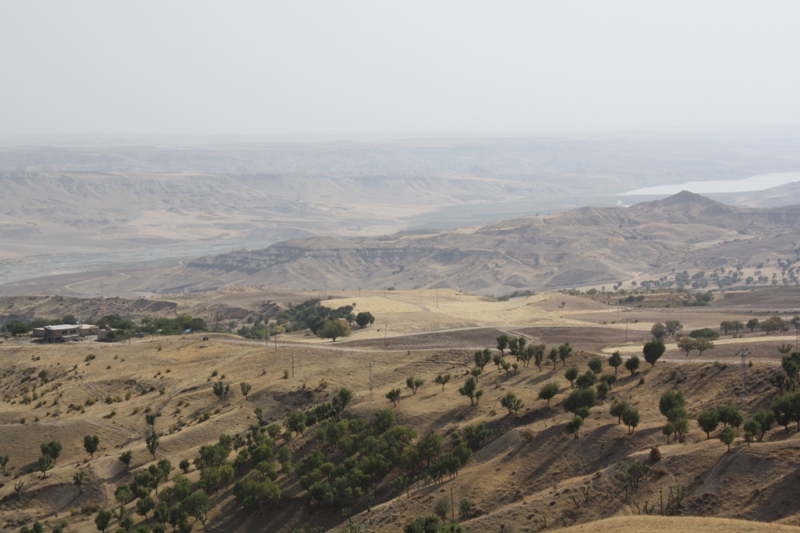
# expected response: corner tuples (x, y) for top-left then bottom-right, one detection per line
(621, 172), (800, 196)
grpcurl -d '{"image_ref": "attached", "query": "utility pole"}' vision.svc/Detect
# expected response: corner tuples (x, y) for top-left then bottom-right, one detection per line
(625, 319), (629, 343)
(292, 354), (295, 379)
(56, 385), (60, 420)
(369, 362), (374, 404)
(737, 348), (750, 400)
(450, 486), (455, 524)
(384, 325), (388, 350)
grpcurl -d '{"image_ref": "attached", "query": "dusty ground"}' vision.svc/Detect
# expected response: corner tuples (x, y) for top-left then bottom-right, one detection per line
(2, 290), (800, 533)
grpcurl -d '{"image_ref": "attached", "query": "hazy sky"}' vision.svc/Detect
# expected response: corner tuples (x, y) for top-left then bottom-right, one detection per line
(1, 1), (799, 137)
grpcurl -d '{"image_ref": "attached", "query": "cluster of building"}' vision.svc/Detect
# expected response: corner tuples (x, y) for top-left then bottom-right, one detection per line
(31, 324), (115, 342)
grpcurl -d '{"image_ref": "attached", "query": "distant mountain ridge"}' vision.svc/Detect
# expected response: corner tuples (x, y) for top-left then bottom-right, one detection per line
(138, 191), (800, 295)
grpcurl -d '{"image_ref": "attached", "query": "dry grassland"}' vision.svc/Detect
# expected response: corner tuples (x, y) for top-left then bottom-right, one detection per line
(2, 290), (800, 532)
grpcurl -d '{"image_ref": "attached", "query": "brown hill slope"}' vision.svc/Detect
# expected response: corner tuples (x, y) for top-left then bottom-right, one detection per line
(139, 192), (800, 295)
(2, 330), (799, 533)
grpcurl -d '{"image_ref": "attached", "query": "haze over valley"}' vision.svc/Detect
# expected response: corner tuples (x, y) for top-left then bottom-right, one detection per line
(3, 2), (800, 533)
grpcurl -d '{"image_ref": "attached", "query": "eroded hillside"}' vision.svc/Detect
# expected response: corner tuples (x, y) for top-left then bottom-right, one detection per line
(1, 322), (799, 533)
(136, 192), (800, 295)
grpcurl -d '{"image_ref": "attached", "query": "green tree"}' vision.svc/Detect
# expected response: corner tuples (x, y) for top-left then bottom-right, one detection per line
(137, 495), (155, 519)
(84, 435), (100, 458)
(433, 496), (451, 522)
(183, 491), (211, 528)
(240, 382), (252, 400)
(531, 344), (546, 370)
(575, 370), (596, 389)
(40, 440), (62, 462)
(458, 377), (481, 406)
(771, 392), (800, 431)
(500, 391), (524, 416)
(761, 316), (785, 335)
(355, 312), (375, 328)
(464, 424), (492, 451)
(651, 322), (667, 340)
(718, 406), (744, 428)
(588, 357), (604, 374)
(743, 419), (760, 446)
(753, 410), (775, 441)
(538, 382), (559, 405)
(665, 320), (683, 336)
(119, 451), (133, 469)
(608, 351), (623, 373)
(690, 328), (720, 340)
(610, 400), (630, 424)
(694, 338), (715, 356)
(233, 476), (281, 512)
(473, 349), (491, 370)
(403, 516), (444, 533)
(434, 374), (451, 391)
(558, 343), (573, 368)
(719, 427), (735, 452)
(746, 318), (760, 332)
(659, 390), (686, 420)
(4, 320), (29, 336)
(386, 388), (401, 406)
(212, 381), (230, 401)
(563, 387), (596, 415)
(565, 416), (583, 438)
(73, 471), (85, 493)
(114, 484), (132, 519)
(496, 334), (509, 355)
(37, 455), (54, 478)
(406, 376), (423, 395)
(95, 510), (113, 533)
(643, 340), (665, 367)
(625, 356), (640, 375)
(677, 337), (696, 357)
(622, 407), (641, 434)
(0, 455), (8, 473)
(285, 410), (307, 436)
(317, 319), (351, 342)
(548, 348), (559, 367)
(146, 431), (159, 459)
(697, 409), (720, 439)
(564, 367), (579, 388)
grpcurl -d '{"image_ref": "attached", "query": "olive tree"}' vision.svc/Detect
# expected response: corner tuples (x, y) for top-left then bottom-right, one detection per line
(500, 391), (524, 416)
(406, 376), (423, 395)
(386, 388), (401, 406)
(719, 427), (736, 452)
(608, 351), (623, 373)
(697, 409), (719, 439)
(84, 435), (100, 458)
(625, 356), (640, 375)
(643, 340), (665, 367)
(538, 382), (559, 405)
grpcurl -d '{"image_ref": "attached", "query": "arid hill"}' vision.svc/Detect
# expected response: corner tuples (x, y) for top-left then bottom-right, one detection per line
(135, 192), (800, 295)
(1, 319), (799, 533)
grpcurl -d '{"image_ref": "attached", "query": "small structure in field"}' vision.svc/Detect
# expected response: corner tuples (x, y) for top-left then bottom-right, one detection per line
(43, 324), (99, 342)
